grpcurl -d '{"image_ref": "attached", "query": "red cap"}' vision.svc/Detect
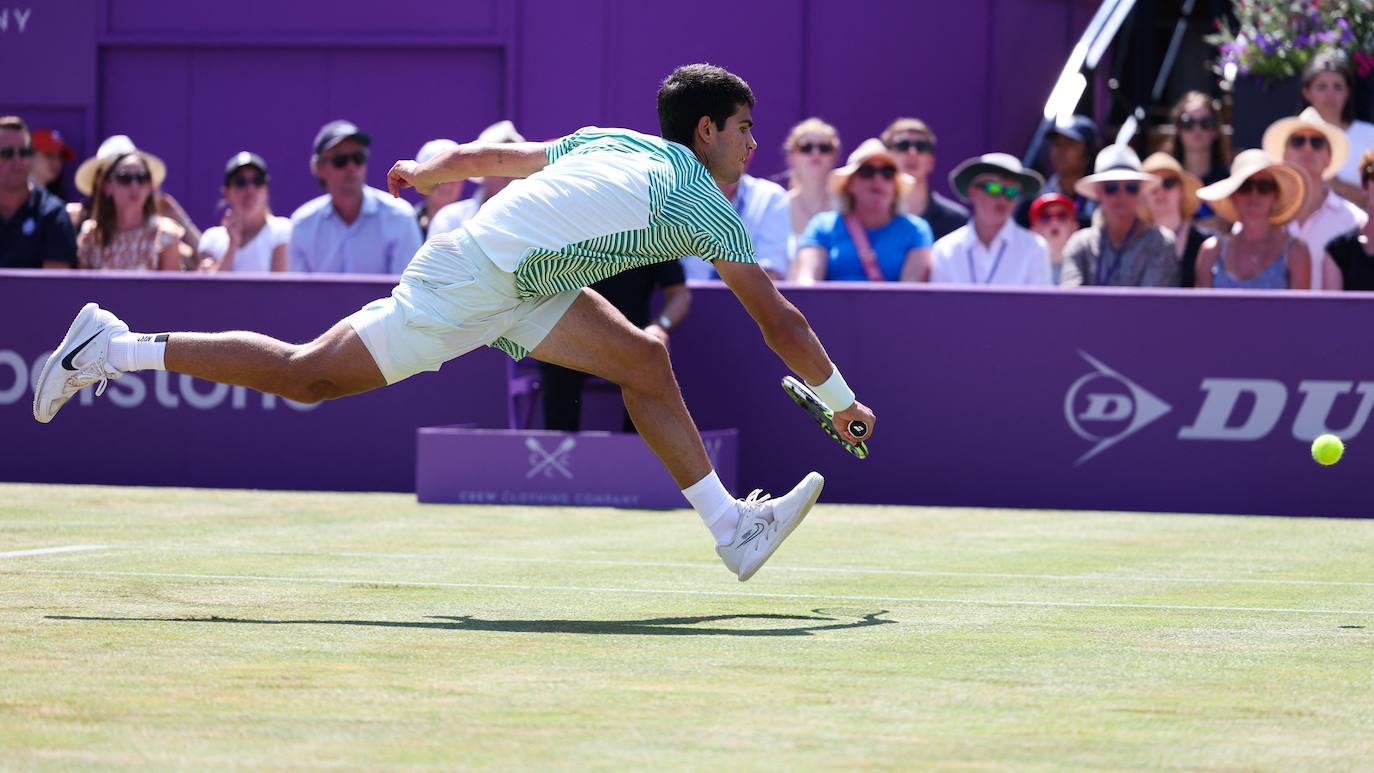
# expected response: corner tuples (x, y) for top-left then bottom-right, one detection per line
(1029, 192), (1075, 222)
(31, 129), (75, 161)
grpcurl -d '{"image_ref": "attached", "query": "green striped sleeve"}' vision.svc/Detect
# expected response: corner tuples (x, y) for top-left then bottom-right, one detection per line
(544, 127), (594, 165)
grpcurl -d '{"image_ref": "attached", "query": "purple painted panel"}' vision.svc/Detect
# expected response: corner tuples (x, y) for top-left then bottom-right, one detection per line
(515, 0), (608, 139)
(105, 1), (500, 37)
(804, 0), (993, 192)
(99, 49), (192, 200)
(602, 0), (804, 181)
(0, 0), (97, 105)
(416, 428), (738, 509)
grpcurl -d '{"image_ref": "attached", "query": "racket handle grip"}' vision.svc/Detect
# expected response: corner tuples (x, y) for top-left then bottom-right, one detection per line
(847, 420), (868, 439)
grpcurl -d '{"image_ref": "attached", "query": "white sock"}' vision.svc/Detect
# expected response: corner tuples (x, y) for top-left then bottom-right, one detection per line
(107, 332), (168, 372)
(682, 470), (739, 545)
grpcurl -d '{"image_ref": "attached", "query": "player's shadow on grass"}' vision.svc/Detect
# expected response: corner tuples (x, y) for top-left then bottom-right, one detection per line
(48, 609), (894, 637)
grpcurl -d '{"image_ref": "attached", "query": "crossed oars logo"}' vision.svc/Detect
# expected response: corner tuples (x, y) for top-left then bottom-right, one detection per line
(525, 436), (576, 479)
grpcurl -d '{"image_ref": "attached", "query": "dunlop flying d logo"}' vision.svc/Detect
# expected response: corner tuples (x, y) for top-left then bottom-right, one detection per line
(1064, 351), (1172, 465)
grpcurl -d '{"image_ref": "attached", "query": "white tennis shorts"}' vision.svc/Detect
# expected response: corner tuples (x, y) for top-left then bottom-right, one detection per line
(346, 228), (579, 384)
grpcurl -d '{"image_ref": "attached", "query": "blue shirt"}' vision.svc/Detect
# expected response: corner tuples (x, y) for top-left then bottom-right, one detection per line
(0, 185), (76, 269)
(799, 211), (933, 281)
(288, 186), (423, 274)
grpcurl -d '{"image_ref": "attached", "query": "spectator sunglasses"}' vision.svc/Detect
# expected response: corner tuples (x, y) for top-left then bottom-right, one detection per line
(228, 174), (268, 189)
(1236, 177), (1278, 195)
(889, 139), (934, 154)
(110, 169), (152, 186)
(975, 180), (1021, 199)
(855, 164), (897, 180)
(1100, 181), (1140, 196)
(326, 150), (368, 168)
(1176, 114), (1216, 131)
(0, 145), (34, 160)
(794, 141), (835, 155)
(1287, 134), (1328, 151)
(1036, 208), (1073, 224)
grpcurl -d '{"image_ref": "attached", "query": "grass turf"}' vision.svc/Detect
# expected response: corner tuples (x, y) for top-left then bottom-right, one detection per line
(1, 482), (1372, 769)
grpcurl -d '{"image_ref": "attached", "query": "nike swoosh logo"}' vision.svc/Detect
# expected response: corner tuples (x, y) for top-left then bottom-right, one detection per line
(60, 332), (102, 371)
(737, 522), (766, 547)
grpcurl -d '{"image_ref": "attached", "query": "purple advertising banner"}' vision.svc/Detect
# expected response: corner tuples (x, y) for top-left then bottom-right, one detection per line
(4, 270), (1374, 519)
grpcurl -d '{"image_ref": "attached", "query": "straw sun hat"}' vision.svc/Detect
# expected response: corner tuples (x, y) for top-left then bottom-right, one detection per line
(1196, 149), (1306, 225)
(1139, 152), (1203, 219)
(74, 135), (166, 196)
(828, 138), (915, 197)
(1261, 106), (1348, 181)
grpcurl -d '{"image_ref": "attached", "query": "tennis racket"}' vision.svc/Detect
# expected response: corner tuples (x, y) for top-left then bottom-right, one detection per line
(781, 376), (869, 459)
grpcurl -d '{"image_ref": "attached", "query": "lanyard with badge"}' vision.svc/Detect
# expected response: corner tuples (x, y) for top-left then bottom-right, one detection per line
(1094, 219), (1138, 286)
(965, 240), (1008, 284)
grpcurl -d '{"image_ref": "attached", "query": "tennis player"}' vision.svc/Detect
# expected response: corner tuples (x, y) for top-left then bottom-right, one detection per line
(33, 64), (876, 581)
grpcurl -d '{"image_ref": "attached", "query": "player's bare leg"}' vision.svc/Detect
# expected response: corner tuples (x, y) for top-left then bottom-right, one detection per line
(530, 289), (823, 581)
(164, 320), (386, 404)
(530, 289), (709, 489)
(33, 303), (385, 423)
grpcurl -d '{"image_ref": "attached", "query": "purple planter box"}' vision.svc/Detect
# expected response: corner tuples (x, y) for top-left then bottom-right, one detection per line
(416, 427), (738, 509)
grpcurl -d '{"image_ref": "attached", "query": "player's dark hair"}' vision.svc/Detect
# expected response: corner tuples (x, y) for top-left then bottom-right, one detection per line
(657, 64), (755, 149)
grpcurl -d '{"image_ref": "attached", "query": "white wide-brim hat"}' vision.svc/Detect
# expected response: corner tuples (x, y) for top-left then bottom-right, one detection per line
(74, 134), (166, 196)
(1075, 144), (1157, 200)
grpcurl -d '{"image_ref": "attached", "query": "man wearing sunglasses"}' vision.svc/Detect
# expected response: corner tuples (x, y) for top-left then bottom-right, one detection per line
(1262, 107), (1365, 291)
(0, 116), (77, 269)
(1061, 145), (1179, 288)
(929, 153), (1050, 286)
(880, 118), (967, 240)
(288, 119), (422, 275)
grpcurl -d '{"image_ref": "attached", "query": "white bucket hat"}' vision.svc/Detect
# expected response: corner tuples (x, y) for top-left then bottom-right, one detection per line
(1074, 144), (1157, 200)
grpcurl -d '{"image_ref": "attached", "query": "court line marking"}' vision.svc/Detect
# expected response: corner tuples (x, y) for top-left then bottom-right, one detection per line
(0, 545), (109, 559)
(129, 546), (1374, 589)
(16, 568), (1374, 616)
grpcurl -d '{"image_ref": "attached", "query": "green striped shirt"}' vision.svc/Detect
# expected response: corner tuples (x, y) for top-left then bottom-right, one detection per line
(465, 126), (756, 302)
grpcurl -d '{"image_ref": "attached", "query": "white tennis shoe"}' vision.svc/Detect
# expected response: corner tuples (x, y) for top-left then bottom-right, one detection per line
(716, 471), (825, 582)
(32, 303), (128, 424)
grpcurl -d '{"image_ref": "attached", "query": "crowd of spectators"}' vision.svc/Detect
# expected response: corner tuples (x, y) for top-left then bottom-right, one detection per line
(9, 49), (1374, 295)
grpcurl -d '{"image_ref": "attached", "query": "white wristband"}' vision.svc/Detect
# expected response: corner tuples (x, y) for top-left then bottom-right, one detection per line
(810, 367), (855, 412)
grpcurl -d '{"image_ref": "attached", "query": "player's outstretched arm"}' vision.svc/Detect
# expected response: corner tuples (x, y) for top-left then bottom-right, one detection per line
(387, 142), (552, 197)
(715, 260), (876, 443)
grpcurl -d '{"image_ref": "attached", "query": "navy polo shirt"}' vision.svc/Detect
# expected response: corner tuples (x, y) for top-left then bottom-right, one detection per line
(0, 185), (77, 269)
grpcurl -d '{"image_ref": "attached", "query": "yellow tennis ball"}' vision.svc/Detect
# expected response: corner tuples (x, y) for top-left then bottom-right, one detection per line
(1311, 434), (1344, 466)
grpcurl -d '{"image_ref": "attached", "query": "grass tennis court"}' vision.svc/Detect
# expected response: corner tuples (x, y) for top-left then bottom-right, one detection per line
(2, 483), (1372, 769)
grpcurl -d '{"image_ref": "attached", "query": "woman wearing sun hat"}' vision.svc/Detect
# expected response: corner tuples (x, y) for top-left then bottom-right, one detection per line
(69, 134), (200, 257)
(1060, 144), (1178, 287)
(1139, 152), (1212, 287)
(1193, 150), (1310, 290)
(75, 142), (187, 271)
(792, 138), (933, 282)
(1263, 107), (1365, 290)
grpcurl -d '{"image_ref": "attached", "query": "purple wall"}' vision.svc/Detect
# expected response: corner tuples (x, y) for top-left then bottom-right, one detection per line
(3, 0), (1095, 229)
(6, 270), (1374, 520)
